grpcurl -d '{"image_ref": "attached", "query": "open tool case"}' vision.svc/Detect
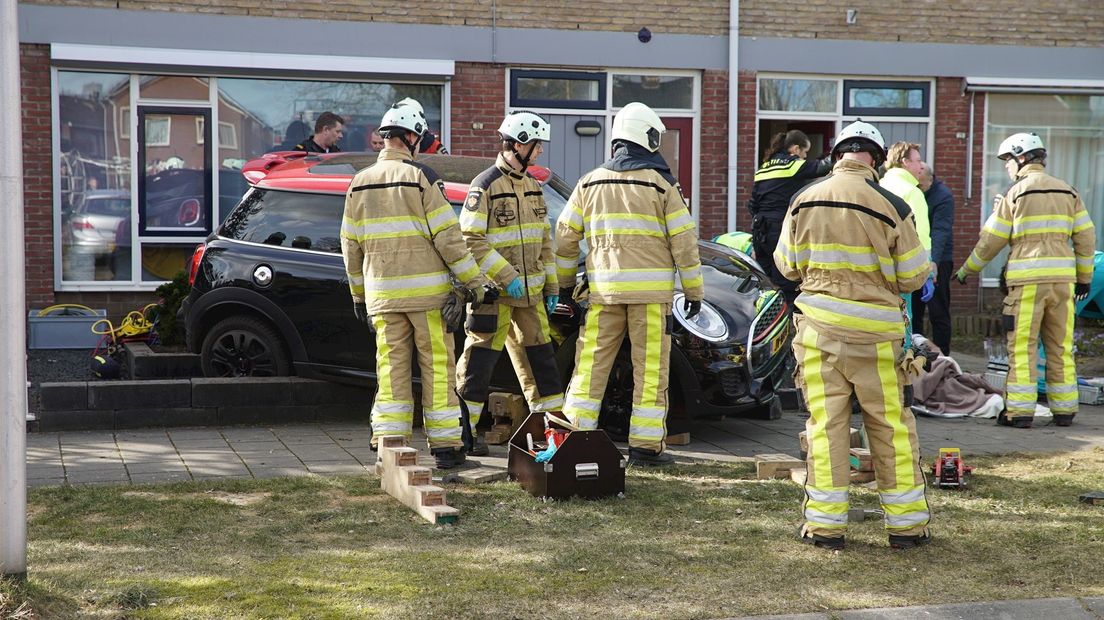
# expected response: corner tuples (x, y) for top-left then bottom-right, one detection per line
(507, 412), (625, 499)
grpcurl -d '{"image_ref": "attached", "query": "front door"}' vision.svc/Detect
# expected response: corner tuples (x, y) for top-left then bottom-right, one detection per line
(541, 113), (607, 186)
(658, 117), (693, 208)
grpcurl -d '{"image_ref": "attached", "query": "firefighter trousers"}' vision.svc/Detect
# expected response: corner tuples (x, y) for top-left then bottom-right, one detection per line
(455, 302), (564, 430)
(562, 302), (671, 452)
(370, 309), (463, 450)
(1003, 282), (1078, 419)
(793, 316), (930, 539)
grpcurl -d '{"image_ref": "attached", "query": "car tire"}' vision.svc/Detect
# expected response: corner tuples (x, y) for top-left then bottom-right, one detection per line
(749, 395), (783, 420)
(200, 315), (292, 378)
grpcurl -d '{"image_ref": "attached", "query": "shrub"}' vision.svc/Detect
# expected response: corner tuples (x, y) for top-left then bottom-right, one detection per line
(154, 270), (191, 347)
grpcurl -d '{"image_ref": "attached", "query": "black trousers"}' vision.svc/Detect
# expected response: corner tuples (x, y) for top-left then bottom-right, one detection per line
(913, 260), (953, 355)
(751, 216), (800, 308)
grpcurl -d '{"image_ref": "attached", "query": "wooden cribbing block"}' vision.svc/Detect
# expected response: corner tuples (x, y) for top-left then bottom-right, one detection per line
(374, 435), (409, 474)
(457, 467), (509, 484)
(484, 425), (513, 445)
(799, 428), (862, 455)
(849, 448), (873, 472)
(756, 453), (805, 480)
(666, 432), (691, 446)
(486, 393), (529, 444)
(379, 443), (460, 525)
(790, 465), (808, 485)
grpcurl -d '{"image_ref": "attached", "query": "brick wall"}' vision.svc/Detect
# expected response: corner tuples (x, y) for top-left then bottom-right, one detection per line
(696, 70), (727, 239)
(448, 62), (505, 158)
(21, 43), (53, 309)
(733, 70), (758, 235)
(23, 0), (1104, 45)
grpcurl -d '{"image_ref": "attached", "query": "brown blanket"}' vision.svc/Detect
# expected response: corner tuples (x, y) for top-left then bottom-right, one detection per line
(913, 356), (1002, 415)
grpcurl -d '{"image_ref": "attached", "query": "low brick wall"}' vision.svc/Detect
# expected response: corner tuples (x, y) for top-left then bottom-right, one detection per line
(36, 377), (373, 432)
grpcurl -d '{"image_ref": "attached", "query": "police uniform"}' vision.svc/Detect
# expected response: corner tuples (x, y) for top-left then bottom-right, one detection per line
(293, 136), (339, 154)
(456, 153), (564, 429)
(555, 142), (704, 453)
(340, 147), (486, 450)
(959, 163), (1095, 422)
(775, 158), (932, 543)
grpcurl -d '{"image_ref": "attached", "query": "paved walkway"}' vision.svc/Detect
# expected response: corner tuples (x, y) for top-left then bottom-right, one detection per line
(23, 349), (1104, 487)
(738, 596), (1104, 619)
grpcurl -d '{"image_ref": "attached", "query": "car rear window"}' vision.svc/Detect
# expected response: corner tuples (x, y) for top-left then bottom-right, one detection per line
(219, 188), (343, 254)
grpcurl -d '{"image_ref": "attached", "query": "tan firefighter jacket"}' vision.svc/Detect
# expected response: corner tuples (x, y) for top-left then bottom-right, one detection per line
(962, 163), (1095, 286)
(554, 149), (704, 305)
(340, 147), (486, 314)
(459, 154), (556, 308)
(775, 158), (931, 343)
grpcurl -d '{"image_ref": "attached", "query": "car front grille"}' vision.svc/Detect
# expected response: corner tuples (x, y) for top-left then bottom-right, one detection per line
(753, 293), (786, 343)
(717, 366), (748, 399)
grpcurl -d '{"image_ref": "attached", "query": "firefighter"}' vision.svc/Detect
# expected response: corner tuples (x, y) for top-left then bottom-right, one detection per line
(555, 102), (704, 467)
(340, 98), (489, 469)
(954, 132), (1096, 428)
(775, 121), (932, 550)
(747, 129), (832, 308)
(455, 111), (564, 455)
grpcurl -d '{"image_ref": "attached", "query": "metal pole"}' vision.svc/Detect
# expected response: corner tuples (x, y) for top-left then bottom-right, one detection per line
(1, 0), (29, 581)
(726, 0), (739, 232)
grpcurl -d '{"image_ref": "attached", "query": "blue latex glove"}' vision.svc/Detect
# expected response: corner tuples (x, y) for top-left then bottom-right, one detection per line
(920, 276), (935, 303)
(534, 444), (558, 463)
(505, 277), (525, 299)
(545, 295), (559, 314)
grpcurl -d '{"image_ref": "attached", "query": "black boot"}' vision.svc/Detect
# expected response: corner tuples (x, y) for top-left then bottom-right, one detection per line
(432, 448), (466, 470)
(889, 531), (932, 550)
(627, 447), (675, 467)
(1053, 414), (1075, 427)
(997, 410), (1033, 428)
(799, 528), (845, 551)
(467, 433), (490, 456)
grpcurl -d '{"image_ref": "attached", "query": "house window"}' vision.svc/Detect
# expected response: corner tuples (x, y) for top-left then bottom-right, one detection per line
(759, 78), (838, 114)
(196, 118), (239, 150)
(144, 116), (171, 147)
(510, 70), (605, 110)
(843, 80), (929, 117)
(612, 74), (693, 109)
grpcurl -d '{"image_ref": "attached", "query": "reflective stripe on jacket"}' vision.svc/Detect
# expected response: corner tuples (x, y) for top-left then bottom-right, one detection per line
(340, 147), (486, 314)
(554, 152), (704, 305)
(962, 163), (1095, 285)
(880, 167), (931, 251)
(459, 154), (556, 307)
(775, 159), (930, 343)
(747, 152), (832, 221)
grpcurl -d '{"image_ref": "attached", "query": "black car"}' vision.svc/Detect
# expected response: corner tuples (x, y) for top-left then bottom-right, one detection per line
(181, 152), (795, 435)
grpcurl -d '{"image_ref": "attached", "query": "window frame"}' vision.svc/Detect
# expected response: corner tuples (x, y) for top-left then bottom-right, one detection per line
(843, 79), (930, 118)
(510, 69), (606, 110)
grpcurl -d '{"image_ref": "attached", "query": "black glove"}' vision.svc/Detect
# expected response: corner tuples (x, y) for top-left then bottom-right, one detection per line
(683, 298), (702, 319)
(353, 302), (374, 333)
(464, 283), (500, 309)
(479, 284), (500, 306)
(1075, 282), (1091, 302)
(442, 288), (466, 333)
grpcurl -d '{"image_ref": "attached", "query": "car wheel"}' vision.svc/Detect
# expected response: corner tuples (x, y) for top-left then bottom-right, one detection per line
(201, 316), (291, 378)
(749, 395), (783, 420)
(597, 347), (634, 442)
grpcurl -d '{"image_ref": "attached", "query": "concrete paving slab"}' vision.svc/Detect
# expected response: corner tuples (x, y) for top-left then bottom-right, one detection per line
(28, 477), (66, 488)
(285, 446), (352, 461)
(304, 463), (370, 475)
(185, 463), (251, 477)
(65, 468), (129, 484)
(1081, 597), (1104, 617)
(166, 428), (227, 441)
(124, 461), (188, 474)
(252, 467), (310, 479)
(220, 428), (278, 443)
(26, 465), (65, 478)
(130, 472), (192, 485)
(227, 443), (289, 455)
(835, 597), (1096, 619)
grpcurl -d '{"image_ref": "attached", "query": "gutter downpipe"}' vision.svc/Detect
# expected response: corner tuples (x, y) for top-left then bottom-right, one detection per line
(1, 0), (29, 581)
(726, 0), (739, 233)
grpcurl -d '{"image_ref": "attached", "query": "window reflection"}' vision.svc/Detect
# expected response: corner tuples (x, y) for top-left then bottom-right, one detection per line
(612, 75), (693, 109)
(758, 78), (838, 113)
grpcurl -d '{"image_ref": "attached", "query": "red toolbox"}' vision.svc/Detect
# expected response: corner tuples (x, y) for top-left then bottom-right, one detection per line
(507, 412), (625, 500)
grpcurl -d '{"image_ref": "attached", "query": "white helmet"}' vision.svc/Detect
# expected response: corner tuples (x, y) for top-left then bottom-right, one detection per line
(612, 102), (665, 152)
(832, 120), (886, 165)
(379, 98), (427, 138)
(998, 132), (1045, 161)
(499, 111), (551, 144)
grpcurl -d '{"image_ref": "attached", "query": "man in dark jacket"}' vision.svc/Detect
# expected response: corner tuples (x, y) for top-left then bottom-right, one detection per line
(914, 163), (954, 354)
(294, 112), (344, 153)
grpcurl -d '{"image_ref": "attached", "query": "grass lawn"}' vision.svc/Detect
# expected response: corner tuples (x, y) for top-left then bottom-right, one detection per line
(4, 449), (1104, 619)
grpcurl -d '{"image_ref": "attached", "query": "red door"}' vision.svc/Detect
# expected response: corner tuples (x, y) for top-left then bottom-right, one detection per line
(658, 117), (693, 209)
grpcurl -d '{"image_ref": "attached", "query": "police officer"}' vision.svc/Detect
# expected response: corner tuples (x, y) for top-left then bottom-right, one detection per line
(955, 132), (1096, 428)
(456, 112), (564, 455)
(294, 111), (344, 153)
(747, 130), (831, 307)
(340, 98), (489, 469)
(775, 121), (932, 550)
(555, 102), (704, 467)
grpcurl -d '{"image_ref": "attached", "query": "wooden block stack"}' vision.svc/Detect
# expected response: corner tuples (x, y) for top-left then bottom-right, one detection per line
(755, 453), (805, 480)
(377, 435), (460, 525)
(849, 447), (875, 483)
(798, 427), (863, 458)
(483, 392), (529, 444)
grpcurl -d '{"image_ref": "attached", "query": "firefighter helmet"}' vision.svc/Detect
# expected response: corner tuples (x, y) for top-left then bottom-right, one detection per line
(832, 120), (886, 166)
(379, 98), (427, 138)
(997, 132), (1045, 161)
(612, 102), (665, 152)
(498, 111), (551, 144)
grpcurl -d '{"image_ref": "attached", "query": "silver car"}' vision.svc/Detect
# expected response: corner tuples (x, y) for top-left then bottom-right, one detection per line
(67, 189), (130, 255)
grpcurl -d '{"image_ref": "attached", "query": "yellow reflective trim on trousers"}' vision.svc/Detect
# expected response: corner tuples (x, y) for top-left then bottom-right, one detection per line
(642, 304), (662, 406)
(800, 325), (833, 486)
(373, 315), (394, 404)
(1012, 283), (1038, 397)
(491, 304), (511, 350)
(575, 303), (604, 397)
(1060, 284), (1077, 392)
(876, 340), (913, 487)
(537, 300), (551, 339)
(427, 309), (449, 412)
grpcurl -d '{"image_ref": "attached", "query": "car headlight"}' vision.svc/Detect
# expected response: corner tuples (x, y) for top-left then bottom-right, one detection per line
(673, 293), (729, 341)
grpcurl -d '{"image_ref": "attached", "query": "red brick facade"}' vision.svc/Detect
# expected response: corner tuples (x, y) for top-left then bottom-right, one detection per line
(20, 44), (53, 309)
(448, 62), (506, 159)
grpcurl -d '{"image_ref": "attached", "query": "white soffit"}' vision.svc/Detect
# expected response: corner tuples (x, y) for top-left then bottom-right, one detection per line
(965, 76), (1104, 95)
(51, 43), (455, 77)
